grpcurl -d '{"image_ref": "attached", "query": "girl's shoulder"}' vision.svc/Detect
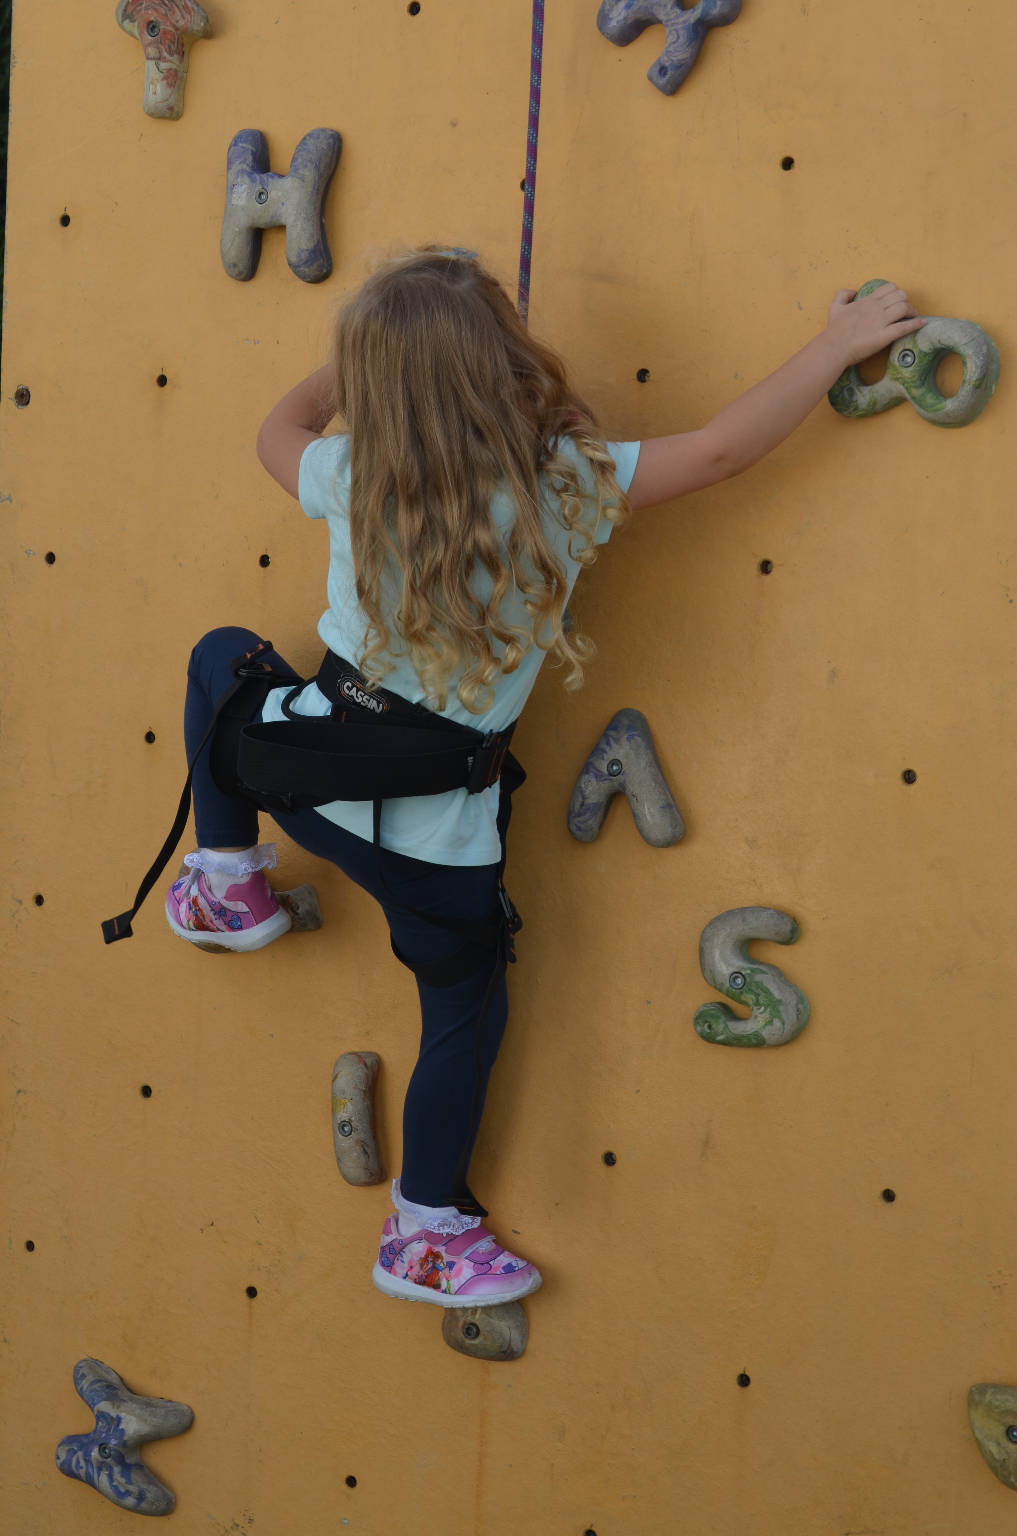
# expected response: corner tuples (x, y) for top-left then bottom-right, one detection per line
(298, 433), (352, 521)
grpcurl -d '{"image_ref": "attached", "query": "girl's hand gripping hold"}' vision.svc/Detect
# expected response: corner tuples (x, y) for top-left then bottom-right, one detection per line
(625, 281), (926, 513)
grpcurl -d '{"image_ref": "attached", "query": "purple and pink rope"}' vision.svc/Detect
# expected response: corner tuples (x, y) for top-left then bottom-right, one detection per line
(516, 0), (545, 326)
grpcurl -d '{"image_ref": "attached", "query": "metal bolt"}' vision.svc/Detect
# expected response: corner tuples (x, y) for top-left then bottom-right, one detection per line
(1006, 1426), (1017, 1444)
(463, 1322), (481, 1341)
(728, 971), (746, 991)
(255, 188), (269, 205)
(606, 759), (623, 778)
(98, 1443), (113, 1460)
(898, 349), (916, 368)
(146, 19), (160, 35)
(337, 1119), (353, 1138)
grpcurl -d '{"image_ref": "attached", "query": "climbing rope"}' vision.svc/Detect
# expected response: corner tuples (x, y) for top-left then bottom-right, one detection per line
(516, 0), (545, 325)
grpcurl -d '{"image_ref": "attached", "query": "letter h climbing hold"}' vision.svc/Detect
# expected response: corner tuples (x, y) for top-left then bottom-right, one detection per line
(568, 707), (684, 847)
(56, 1359), (193, 1516)
(221, 129), (342, 284)
(597, 0), (742, 96)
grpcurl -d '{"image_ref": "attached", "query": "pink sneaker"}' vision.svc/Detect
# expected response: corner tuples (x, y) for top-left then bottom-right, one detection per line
(373, 1216), (542, 1308)
(165, 868), (291, 952)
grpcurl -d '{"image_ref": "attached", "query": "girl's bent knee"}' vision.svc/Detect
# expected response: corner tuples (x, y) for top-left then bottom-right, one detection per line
(188, 625), (263, 673)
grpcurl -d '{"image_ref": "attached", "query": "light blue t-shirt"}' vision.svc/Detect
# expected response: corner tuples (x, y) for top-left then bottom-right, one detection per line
(261, 433), (641, 865)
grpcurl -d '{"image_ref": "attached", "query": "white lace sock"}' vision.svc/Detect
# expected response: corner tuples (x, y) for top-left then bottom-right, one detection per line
(184, 844), (278, 900)
(391, 1178), (482, 1239)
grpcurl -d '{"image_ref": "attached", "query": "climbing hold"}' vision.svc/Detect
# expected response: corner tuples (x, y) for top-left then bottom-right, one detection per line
(694, 907), (809, 1048)
(221, 129), (342, 284)
(969, 1384), (1017, 1489)
(442, 1302), (529, 1361)
(55, 1359), (193, 1516)
(331, 1051), (384, 1186)
(596, 0), (742, 97)
(568, 708), (684, 847)
(115, 0), (211, 121)
(829, 280), (1000, 428)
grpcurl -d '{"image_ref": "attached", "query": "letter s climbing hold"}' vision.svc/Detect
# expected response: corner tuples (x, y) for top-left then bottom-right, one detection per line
(694, 907), (809, 1048)
(597, 0), (742, 96)
(829, 280), (1000, 428)
(969, 1383), (1017, 1490)
(56, 1359), (193, 1516)
(116, 0), (211, 120)
(221, 129), (342, 284)
(568, 707), (685, 847)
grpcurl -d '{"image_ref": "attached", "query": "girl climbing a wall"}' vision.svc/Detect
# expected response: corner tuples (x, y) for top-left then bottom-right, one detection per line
(113, 250), (921, 1307)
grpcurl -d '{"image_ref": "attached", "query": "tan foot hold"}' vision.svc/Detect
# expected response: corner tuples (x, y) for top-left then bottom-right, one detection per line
(442, 1303), (529, 1361)
(331, 1052), (384, 1185)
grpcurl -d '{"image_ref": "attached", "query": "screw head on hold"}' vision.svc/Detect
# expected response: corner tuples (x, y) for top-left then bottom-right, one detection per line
(146, 18), (161, 35)
(897, 349), (916, 368)
(98, 1443), (113, 1460)
(255, 187), (269, 205)
(728, 971), (746, 991)
(337, 1120), (353, 1138)
(462, 1322), (481, 1341)
(606, 759), (623, 778)
(1006, 1426), (1017, 1444)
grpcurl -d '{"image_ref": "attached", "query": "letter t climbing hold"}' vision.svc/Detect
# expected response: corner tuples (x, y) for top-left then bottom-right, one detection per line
(221, 129), (342, 284)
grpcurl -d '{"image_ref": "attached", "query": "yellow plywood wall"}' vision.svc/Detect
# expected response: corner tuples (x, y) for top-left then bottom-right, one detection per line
(3, 2), (1016, 1531)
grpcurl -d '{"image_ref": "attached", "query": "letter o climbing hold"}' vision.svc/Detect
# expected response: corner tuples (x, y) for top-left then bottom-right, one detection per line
(597, 0), (742, 96)
(568, 707), (684, 847)
(829, 280), (1000, 428)
(694, 906), (809, 1048)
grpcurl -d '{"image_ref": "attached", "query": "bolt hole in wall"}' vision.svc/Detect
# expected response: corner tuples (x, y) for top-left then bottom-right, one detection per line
(345, 1476), (357, 1488)
(602, 1151), (617, 1166)
(246, 1286), (258, 1298)
(737, 1372), (751, 1388)
(13, 385), (29, 406)
(758, 559), (773, 574)
(407, 1), (421, 12)
(259, 554), (271, 567)
(144, 730), (156, 744)
(140, 1085), (153, 1098)
(33, 894), (44, 906)
(24, 1240), (35, 1252)
(59, 212), (70, 226)
(901, 769), (917, 785)
(156, 373), (168, 388)
(781, 156), (794, 170)
(636, 368), (650, 383)
(882, 1188), (897, 1203)
(44, 551), (55, 564)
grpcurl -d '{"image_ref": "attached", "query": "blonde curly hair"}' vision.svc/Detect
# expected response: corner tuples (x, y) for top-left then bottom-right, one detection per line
(331, 248), (628, 713)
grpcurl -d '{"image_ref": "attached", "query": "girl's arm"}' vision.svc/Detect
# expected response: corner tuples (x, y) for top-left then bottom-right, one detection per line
(625, 283), (925, 513)
(256, 364), (336, 499)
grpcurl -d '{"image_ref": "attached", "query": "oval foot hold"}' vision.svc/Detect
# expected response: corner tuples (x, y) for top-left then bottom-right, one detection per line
(277, 883), (322, 932)
(331, 1051), (384, 1185)
(442, 1302), (529, 1361)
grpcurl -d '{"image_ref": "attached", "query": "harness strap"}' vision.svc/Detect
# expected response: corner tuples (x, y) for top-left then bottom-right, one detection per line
(100, 641), (291, 944)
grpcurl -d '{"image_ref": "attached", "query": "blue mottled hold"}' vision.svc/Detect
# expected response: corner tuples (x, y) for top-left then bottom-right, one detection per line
(568, 707), (684, 846)
(221, 128), (342, 283)
(56, 1359), (193, 1517)
(597, 0), (742, 96)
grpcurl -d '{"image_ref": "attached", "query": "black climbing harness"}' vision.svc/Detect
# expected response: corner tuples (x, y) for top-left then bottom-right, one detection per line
(101, 638), (525, 990)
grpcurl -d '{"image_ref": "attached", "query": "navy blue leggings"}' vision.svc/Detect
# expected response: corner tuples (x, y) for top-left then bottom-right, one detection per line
(185, 627), (510, 1212)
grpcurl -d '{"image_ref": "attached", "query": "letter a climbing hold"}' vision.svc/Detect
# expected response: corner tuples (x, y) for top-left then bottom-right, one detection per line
(969, 1384), (1017, 1490)
(116, 0), (211, 120)
(597, 0), (742, 96)
(56, 1359), (193, 1516)
(829, 279), (1000, 427)
(568, 707), (684, 847)
(694, 906), (809, 1048)
(331, 1051), (384, 1186)
(221, 129), (342, 284)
